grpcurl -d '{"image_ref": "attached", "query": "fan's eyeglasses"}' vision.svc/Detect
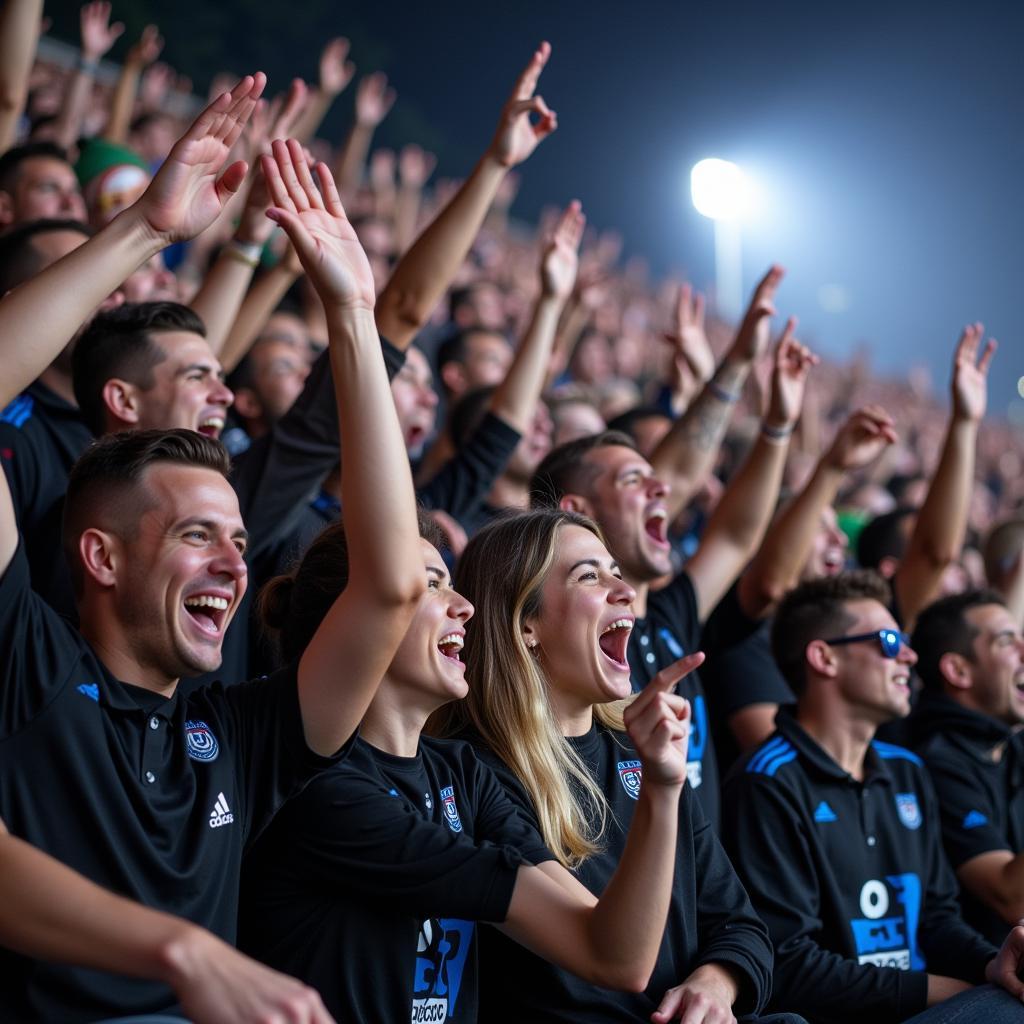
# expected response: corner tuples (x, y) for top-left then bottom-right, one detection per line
(821, 629), (911, 659)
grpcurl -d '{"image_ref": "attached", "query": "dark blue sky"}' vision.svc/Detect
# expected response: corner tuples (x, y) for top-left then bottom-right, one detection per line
(344, 0), (1023, 418)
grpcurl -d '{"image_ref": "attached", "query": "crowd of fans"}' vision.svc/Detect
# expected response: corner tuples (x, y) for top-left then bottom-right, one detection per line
(0, 3), (1023, 1022)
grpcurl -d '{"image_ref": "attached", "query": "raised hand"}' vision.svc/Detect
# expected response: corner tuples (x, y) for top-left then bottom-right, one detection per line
(140, 62), (175, 111)
(540, 199), (585, 300)
(951, 322), (997, 423)
(623, 653), (704, 788)
(135, 73), (265, 244)
(488, 41), (557, 169)
(824, 405), (898, 472)
(663, 283), (714, 384)
(399, 144), (437, 189)
(766, 319), (818, 429)
(128, 23), (163, 66)
(79, 1), (123, 61)
(319, 36), (355, 96)
(732, 264), (785, 362)
(355, 71), (396, 127)
(261, 138), (375, 312)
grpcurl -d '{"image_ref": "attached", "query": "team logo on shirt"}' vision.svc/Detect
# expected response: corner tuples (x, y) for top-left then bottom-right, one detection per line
(850, 874), (924, 970)
(185, 720), (220, 762)
(440, 786), (463, 833)
(617, 760), (643, 800)
(413, 917), (473, 1021)
(895, 792), (922, 830)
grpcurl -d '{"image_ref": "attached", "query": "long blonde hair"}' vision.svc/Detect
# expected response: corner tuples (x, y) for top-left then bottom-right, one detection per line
(429, 509), (627, 868)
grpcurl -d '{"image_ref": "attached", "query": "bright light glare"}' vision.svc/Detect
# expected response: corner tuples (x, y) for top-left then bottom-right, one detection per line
(690, 158), (748, 221)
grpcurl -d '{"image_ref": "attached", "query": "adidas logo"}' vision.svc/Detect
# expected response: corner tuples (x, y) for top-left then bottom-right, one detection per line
(209, 792), (234, 829)
(813, 801), (838, 823)
(962, 810), (988, 830)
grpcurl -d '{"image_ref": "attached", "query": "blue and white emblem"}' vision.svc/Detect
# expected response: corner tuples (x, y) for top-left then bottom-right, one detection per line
(440, 785), (463, 832)
(617, 760), (642, 800)
(895, 792), (922, 830)
(185, 720), (219, 762)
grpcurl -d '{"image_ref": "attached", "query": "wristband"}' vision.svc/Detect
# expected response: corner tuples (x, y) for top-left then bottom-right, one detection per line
(707, 379), (740, 403)
(77, 55), (99, 74)
(761, 421), (794, 444)
(226, 239), (262, 268)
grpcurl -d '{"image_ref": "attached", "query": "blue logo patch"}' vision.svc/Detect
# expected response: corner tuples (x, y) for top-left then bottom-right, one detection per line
(617, 759), (642, 800)
(77, 683), (99, 702)
(413, 918), (473, 1019)
(814, 801), (838, 823)
(185, 720), (219, 762)
(963, 809), (988, 830)
(440, 785), (463, 833)
(895, 792), (922, 830)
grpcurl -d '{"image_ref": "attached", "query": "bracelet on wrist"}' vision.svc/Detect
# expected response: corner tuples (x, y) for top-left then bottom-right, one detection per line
(226, 239), (262, 269)
(707, 379), (741, 404)
(77, 55), (99, 74)
(761, 421), (794, 444)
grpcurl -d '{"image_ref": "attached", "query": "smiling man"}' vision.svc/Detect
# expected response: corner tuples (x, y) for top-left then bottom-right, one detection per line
(910, 591), (1024, 945)
(722, 572), (1024, 1024)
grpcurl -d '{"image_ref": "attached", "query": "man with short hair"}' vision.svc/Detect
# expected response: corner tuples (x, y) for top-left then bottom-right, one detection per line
(910, 590), (1024, 945)
(436, 326), (513, 402)
(722, 572), (1024, 1023)
(0, 141), (87, 228)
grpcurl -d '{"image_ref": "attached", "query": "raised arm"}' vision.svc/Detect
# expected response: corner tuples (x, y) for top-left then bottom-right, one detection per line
(500, 656), (698, 990)
(289, 36), (355, 144)
(738, 405), (897, 618)
(333, 71), (395, 195)
(650, 265), (784, 522)
(894, 324), (995, 629)
(0, 821), (333, 1023)
(0, 0), (43, 152)
(0, 74), (264, 573)
(262, 140), (423, 757)
(50, 2), (124, 152)
(103, 23), (163, 143)
(374, 41), (557, 351)
(685, 323), (817, 622)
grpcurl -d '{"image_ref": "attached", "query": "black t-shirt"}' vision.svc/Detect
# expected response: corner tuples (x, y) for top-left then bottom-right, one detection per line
(0, 541), (342, 1021)
(913, 692), (1024, 945)
(721, 714), (997, 1024)
(626, 571), (719, 827)
(471, 724), (773, 1022)
(702, 585), (794, 775)
(239, 735), (552, 1023)
(0, 381), (92, 618)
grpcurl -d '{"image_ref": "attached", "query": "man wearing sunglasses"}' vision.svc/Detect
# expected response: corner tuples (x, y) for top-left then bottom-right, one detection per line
(722, 571), (1024, 1024)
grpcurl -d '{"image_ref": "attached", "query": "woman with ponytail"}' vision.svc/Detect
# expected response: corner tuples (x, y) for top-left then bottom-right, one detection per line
(435, 508), (801, 1024)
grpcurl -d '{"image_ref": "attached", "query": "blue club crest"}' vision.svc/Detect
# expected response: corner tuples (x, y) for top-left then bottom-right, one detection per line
(440, 785), (463, 832)
(617, 760), (642, 800)
(185, 720), (220, 762)
(895, 792), (922, 830)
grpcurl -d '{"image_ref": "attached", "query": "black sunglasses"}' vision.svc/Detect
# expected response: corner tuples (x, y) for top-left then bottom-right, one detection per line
(821, 628), (910, 659)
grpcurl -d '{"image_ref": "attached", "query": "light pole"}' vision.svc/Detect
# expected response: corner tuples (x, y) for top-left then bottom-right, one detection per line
(690, 158), (748, 321)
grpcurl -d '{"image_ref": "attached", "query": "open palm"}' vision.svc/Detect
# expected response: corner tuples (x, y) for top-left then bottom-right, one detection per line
(261, 139), (375, 311)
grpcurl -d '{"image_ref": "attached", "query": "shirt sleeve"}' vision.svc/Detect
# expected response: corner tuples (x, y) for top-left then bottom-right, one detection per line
(0, 423), (41, 529)
(925, 750), (1011, 868)
(722, 773), (928, 1024)
(0, 540), (83, 735)
(916, 770), (999, 981)
(690, 792), (773, 1016)
(266, 766), (527, 922)
(416, 412), (521, 526)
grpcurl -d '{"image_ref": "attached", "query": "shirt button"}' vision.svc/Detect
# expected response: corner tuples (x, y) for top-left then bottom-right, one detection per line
(149, 717), (159, 730)
(645, 653), (656, 664)
(867, 835), (876, 846)
(145, 771), (156, 784)
(639, 634), (650, 646)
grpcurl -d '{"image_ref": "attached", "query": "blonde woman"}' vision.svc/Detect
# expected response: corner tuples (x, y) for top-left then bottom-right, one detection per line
(435, 509), (805, 1024)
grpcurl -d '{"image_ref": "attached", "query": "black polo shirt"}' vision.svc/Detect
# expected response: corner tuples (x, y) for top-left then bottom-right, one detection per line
(471, 723), (773, 1022)
(913, 691), (1024, 945)
(0, 541), (343, 1021)
(722, 714), (997, 1024)
(626, 570), (719, 828)
(239, 735), (551, 1023)
(0, 381), (92, 617)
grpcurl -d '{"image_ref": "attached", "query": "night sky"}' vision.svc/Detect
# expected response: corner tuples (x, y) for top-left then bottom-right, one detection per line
(51, 0), (1024, 419)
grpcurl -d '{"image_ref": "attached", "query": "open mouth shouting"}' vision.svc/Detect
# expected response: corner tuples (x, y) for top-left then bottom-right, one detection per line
(437, 631), (466, 667)
(598, 617), (634, 670)
(183, 591), (233, 638)
(644, 507), (669, 550)
(197, 415), (226, 439)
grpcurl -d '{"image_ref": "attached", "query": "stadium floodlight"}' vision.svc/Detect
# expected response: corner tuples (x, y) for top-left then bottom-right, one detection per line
(690, 158), (747, 317)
